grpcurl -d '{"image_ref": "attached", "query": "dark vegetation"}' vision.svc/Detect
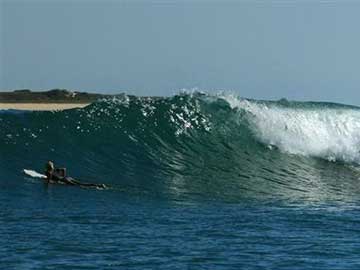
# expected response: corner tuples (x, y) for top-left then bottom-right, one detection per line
(0, 89), (118, 103)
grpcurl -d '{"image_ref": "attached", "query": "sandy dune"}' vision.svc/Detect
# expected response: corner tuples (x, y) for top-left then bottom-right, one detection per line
(0, 103), (90, 111)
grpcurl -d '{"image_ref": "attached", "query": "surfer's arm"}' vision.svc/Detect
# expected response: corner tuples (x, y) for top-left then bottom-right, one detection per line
(45, 171), (52, 183)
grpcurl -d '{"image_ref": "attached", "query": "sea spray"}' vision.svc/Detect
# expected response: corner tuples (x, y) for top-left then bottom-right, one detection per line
(222, 95), (360, 164)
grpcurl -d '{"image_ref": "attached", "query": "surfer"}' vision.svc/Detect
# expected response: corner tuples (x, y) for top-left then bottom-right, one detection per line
(44, 161), (106, 189)
(45, 160), (55, 182)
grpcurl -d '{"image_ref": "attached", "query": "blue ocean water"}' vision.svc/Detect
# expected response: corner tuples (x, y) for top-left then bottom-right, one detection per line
(1, 93), (360, 269)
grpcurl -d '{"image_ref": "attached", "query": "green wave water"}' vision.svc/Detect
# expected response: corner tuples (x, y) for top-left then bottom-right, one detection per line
(2, 93), (360, 269)
(2, 93), (360, 203)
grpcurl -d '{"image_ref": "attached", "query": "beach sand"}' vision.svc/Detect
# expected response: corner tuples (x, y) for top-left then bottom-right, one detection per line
(0, 103), (90, 111)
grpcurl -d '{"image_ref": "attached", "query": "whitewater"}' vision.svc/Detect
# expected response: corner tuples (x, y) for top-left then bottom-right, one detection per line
(1, 92), (360, 269)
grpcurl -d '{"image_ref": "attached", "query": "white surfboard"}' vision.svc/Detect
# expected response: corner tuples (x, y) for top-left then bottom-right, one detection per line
(23, 169), (47, 179)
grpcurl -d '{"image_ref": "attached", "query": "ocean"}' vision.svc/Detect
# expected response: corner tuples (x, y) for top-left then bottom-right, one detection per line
(1, 92), (360, 269)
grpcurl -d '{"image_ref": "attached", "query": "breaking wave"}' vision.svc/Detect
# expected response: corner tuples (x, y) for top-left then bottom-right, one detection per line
(2, 92), (360, 202)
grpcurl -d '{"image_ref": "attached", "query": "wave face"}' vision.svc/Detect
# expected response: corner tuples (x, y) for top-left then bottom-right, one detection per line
(2, 93), (360, 202)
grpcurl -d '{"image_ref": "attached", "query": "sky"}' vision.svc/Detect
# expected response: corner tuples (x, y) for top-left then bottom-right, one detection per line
(1, 0), (360, 105)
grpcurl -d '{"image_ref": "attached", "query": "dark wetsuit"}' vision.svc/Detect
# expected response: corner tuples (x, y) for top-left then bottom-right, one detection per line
(45, 168), (105, 188)
(45, 162), (54, 182)
(44, 161), (106, 188)
(61, 176), (106, 188)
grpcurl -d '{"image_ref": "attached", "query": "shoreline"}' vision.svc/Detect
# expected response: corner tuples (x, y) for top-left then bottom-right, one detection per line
(0, 103), (90, 111)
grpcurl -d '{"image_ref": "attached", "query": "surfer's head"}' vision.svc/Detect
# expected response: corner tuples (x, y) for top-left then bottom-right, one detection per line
(46, 160), (54, 172)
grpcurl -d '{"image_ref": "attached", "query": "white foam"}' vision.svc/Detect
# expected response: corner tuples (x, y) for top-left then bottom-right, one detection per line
(223, 95), (360, 164)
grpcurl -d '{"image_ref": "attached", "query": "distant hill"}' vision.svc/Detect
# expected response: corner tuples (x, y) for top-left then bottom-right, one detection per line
(0, 89), (118, 103)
